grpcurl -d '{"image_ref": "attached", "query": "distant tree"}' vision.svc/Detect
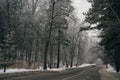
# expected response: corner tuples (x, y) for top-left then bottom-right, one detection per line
(43, 0), (74, 69)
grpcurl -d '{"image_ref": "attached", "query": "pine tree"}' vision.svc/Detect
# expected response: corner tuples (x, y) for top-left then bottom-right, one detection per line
(0, 0), (22, 72)
(85, 0), (120, 72)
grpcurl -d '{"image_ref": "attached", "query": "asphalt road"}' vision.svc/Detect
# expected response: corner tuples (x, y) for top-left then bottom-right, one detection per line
(1, 66), (101, 80)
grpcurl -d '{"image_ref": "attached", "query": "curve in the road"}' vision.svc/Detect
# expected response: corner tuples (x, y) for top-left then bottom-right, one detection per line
(62, 67), (96, 80)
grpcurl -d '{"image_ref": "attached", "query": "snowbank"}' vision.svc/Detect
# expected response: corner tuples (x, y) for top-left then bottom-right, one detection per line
(0, 63), (96, 74)
(106, 64), (116, 73)
(47, 67), (66, 72)
(0, 68), (43, 74)
(78, 63), (96, 68)
(0, 68), (66, 74)
(47, 63), (95, 72)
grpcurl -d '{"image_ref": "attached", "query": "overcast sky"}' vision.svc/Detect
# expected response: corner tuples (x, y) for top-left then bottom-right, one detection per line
(72, 0), (91, 21)
(72, 0), (100, 40)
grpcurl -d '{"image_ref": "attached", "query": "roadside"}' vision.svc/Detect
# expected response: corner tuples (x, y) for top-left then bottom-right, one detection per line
(0, 64), (95, 74)
(0, 66), (95, 80)
(2, 64), (120, 80)
(99, 65), (120, 80)
(62, 67), (101, 80)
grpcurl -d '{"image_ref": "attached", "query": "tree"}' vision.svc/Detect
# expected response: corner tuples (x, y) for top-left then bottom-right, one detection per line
(85, 0), (120, 72)
(0, 0), (23, 72)
(43, 0), (56, 69)
(0, 0), (86, 70)
(43, 0), (74, 69)
(54, 0), (74, 68)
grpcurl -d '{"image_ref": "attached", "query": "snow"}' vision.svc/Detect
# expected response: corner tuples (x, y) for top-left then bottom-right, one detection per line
(47, 63), (95, 72)
(78, 63), (96, 68)
(0, 68), (43, 74)
(0, 68), (65, 74)
(47, 67), (66, 72)
(106, 64), (116, 73)
(0, 63), (96, 74)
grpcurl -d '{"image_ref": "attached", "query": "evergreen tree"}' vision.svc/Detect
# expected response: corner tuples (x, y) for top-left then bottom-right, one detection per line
(85, 0), (120, 72)
(0, 0), (22, 72)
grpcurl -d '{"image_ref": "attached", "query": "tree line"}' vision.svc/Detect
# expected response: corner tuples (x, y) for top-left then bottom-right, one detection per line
(0, 0), (87, 72)
(85, 0), (120, 72)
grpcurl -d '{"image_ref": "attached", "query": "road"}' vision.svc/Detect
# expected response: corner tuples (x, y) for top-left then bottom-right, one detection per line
(1, 66), (101, 80)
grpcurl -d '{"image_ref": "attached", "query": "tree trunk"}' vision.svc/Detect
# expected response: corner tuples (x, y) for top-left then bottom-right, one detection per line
(114, 48), (120, 72)
(28, 51), (32, 67)
(43, 42), (49, 69)
(49, 43), (54, 69)
(57, 41), (60, 68)
(70, 50), (74, 67)
(43, 1), (55, 70)
(65, 55), (69, 68)
(70, 55), (73, 67)
(3, 65), (6, 72)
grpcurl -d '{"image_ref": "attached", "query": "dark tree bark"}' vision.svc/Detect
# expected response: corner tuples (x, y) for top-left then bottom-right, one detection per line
(56, 25), (61, 68)
(43, 1), (55, 69)
(114, 47), (120, 72)
(49, 43), (54, 69)
(3, 64), (7, 72)
(57, 40), (60, 68)
(43, 41), (49, 69)
(70, 53), (74, 67)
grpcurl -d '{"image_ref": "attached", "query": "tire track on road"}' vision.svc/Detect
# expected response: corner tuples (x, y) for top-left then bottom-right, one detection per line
(62, 66), (96, 80)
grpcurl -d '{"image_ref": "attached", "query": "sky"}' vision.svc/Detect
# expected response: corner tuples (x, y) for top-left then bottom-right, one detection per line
(72, 0), (100, 41)
(72, 0), (91, 21)
(72, 0), (101, 60)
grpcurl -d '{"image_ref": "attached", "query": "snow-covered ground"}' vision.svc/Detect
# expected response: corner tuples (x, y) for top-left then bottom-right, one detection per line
(47, 67), (66, 72)
(0, 63), (95, 74)
(47, 63), (96, 72)
(106, 64), (116, 73)
(0, 68), (43, 74)
(78, 63), (96, 68)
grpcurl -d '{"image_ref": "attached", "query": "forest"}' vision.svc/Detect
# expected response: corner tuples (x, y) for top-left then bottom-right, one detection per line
(0, 0), (120, 73)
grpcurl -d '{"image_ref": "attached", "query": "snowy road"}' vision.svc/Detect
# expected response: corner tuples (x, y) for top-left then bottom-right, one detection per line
(1, 66), (101, 80)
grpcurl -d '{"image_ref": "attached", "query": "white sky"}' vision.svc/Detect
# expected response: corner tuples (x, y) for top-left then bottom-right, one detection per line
(72, 0), (91, 21)
(72, 0), (100, 41)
